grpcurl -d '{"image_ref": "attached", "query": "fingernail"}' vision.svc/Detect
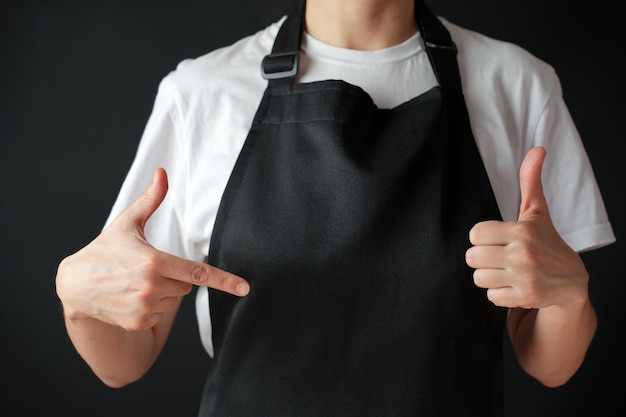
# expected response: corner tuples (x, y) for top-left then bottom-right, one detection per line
(236, 282), (250, 296)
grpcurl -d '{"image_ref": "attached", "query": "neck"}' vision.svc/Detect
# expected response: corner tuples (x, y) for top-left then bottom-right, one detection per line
(304, 0), (417, 50)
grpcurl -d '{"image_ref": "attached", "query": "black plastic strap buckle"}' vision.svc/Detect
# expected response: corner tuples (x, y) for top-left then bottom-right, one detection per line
(261, 52), (299, 80)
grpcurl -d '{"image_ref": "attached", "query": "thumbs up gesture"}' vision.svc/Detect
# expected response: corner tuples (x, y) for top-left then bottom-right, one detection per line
(56, 168), (250, 332)
(465, 147), (589, 310)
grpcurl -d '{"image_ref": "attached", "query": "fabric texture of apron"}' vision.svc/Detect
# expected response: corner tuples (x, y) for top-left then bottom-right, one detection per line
(201, 1), (507, 415)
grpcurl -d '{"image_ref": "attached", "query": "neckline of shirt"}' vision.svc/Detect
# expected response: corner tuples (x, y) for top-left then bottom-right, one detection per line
(301, 31), (425, 66)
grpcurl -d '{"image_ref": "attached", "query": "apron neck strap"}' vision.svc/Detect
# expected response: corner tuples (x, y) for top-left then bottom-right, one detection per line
(260, 0), (305, 85)
(414, 0), (462, 94)
(261, 0), (463, 95)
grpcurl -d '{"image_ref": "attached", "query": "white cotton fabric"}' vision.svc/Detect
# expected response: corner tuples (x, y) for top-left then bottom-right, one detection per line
(103, 17), (615, 356)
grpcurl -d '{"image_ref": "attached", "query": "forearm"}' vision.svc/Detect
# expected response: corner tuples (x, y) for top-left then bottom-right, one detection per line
(507, 298), (597, 387)
(64, 315), (157, 388)
(62, 301), (180, 388)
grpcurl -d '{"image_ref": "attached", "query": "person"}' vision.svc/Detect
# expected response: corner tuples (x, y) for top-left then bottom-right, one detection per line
(55, 0), (616, 415)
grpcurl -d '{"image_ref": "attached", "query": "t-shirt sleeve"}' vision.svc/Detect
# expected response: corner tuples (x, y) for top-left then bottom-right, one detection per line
(533, 78), (615, 253)
(103, 76), (195, 260)
(452, 21), (616, 254)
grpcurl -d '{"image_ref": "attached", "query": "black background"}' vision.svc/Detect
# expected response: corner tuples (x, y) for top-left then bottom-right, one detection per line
(1, 0), (623, 416)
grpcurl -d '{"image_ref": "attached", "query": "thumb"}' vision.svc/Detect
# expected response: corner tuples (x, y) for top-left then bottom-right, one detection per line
(518, 146), (548, 221)
(125, 168), (169, 230)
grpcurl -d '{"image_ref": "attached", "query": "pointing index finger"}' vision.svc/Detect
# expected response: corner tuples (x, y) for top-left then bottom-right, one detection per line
(191, 263), (250, 296)
(159, 251), (250, 296)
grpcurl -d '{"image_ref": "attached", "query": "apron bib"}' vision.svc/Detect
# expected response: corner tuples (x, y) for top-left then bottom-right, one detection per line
(201, 1), (506, 415)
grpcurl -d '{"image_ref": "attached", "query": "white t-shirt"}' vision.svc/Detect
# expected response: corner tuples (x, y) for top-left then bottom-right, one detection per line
(104, 17), (615, 356)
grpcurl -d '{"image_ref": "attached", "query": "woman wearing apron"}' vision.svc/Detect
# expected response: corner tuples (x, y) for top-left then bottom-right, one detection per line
(56, 0), (615, 415)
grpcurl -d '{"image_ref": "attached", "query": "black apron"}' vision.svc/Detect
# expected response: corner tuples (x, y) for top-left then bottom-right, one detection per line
(201, 1), (506, 415)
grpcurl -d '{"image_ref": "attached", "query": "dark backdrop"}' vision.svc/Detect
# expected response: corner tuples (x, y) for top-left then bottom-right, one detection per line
(1, 0), (623, 416)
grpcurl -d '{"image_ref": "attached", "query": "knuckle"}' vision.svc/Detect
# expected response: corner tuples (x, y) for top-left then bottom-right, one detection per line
(468, 226), (478, 244)
(181, 283), (194, 295)
(123, 301), (158, 331)
(513, 222), (539, 243)
(133, 286), (157, 304)
(191, 265), (210, 284)
(465, 247), (476, 267)
(472, 269), (483, 286)
(509, 242), (540, 269)
(171, 281), (193, 296)
(126, 279), (162, 312)
(127, 272), (158, 296)
(469, 222), (485, 244)
(486, 289), (498, 305)
(139, 252), (162, 274)
(219, 274), (230, 291)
